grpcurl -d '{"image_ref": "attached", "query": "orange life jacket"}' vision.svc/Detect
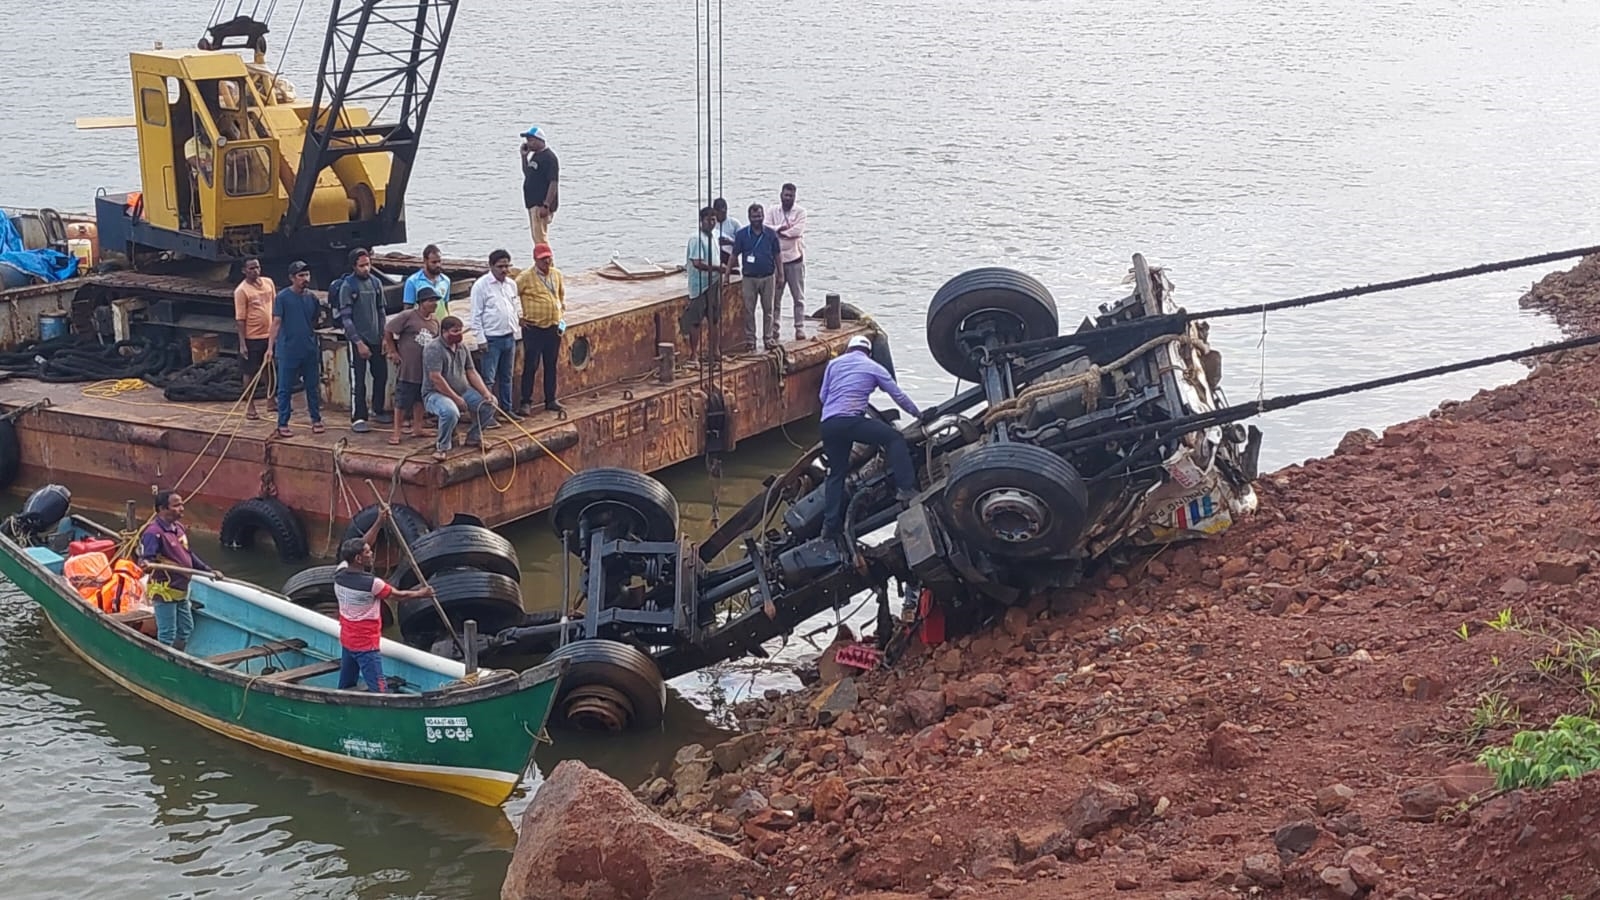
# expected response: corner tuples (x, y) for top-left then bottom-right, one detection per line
(63, 551), (112, 601)
(96, 559), (146, 614)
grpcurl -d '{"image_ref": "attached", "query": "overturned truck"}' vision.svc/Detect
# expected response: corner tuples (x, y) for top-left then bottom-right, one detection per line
(468, 254), (1262, 732)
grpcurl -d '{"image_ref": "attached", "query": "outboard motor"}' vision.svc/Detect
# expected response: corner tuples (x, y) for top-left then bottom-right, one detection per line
(16, 484), (71, 534)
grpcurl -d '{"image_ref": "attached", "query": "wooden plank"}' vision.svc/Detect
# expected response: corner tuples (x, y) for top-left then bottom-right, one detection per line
(204, 638), (306, 666)
(75, 115), (137, 130)
(262, 659), (341, 683)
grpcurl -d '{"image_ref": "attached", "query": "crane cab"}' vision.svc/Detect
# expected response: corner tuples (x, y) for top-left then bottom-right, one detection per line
(96, 40), (395, 270)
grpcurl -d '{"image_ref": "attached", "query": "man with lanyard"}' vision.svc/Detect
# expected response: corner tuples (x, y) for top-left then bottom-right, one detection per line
(467, 249), (522, 416)
(520, 126), (560, 249)
(335, 247), (392, 432)
(730, 203), (783, 350)
(770, 182), (809, 341)
(269, 260), (326, 437)
(233, 257), (274, 420)
(137, 491), (220, 651)
(679, 206), (725, 364)
(818, 336), (927, 544)
(514, 242), (568, 416)
(334, 508), (434, 692)
(403, 243), (451, 312)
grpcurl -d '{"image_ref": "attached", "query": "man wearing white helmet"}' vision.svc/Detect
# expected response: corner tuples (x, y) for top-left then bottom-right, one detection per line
(818, 335), (922, 543)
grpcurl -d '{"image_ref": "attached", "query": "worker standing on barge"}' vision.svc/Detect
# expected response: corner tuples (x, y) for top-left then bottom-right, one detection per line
(336, 248), (392, 433)
(818, 335), (922, 544)
(680, 206), (725, 363)
(137, 491), (219, 651)
(520, 126), (559, 249)
(233, 258), (275, 420)
(514, 243), (567, 416)
(269, 261), (326, 437)
(468, 249), (522, 416)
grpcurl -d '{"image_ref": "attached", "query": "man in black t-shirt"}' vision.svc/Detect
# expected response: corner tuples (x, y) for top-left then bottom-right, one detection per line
(520, 126), (560, 249)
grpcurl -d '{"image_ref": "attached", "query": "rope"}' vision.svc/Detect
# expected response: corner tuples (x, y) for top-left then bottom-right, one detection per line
(996, 243), (1600, 362)
(1054, 329), (1600, 454)
(493, 409), (577, 475)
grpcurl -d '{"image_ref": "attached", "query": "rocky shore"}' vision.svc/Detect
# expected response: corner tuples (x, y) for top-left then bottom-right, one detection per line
(503, 254), (1600, 900)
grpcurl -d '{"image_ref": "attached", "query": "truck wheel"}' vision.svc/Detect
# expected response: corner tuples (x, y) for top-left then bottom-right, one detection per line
(545, 639), (667, 732)
(550, 467), (679, 556)
(926, 267), (1059, 382)
(942, 443), (1088, 559)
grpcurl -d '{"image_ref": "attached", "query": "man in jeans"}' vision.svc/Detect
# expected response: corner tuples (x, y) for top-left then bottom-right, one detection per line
(514, 242), (567, 415)
(730, 203), (782, 350)
(334, 507), (434, 692)
(819, 335), (924, 543)
(269, 261), (325, 437)
(336, 247), (391, 432)
(422, 316), (497, 461)
(137, 491), (221, 650)
(468, 249), (522, 415)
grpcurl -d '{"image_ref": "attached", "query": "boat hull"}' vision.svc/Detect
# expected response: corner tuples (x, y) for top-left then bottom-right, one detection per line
(0, 540), (564, 806)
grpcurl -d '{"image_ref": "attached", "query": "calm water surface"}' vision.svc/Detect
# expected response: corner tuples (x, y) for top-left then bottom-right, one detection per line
(3, 0), (1598, 896)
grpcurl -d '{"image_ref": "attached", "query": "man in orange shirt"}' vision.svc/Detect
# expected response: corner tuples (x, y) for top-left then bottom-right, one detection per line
(234, 258), (276, 420)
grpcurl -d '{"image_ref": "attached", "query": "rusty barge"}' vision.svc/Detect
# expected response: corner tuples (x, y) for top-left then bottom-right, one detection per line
(0, 252), (877, 550)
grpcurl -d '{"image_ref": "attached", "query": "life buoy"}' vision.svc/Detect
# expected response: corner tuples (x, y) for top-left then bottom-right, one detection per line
(219, 496), (310, 561)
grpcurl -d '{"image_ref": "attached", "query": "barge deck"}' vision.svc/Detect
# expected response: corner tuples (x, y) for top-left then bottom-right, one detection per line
(0, 262), (875, 546)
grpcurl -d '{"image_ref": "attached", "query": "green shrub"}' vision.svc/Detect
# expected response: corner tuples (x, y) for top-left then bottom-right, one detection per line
(1478, 715), (1600, 791)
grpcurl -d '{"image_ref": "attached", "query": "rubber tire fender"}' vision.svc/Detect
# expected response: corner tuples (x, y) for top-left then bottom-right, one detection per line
(545, 638), (667, 732)
(343, 503), (432, 545)
(925, 267), (1060, 383)
(0, 418), (19, 491)
(941, 442), (1089, 560)
(387, 524), (520, 590)
(282, 564), (394, 627)
(220, 497), (310, 562)
(394, 567), (526, 648)
(550, 467), (680, 556)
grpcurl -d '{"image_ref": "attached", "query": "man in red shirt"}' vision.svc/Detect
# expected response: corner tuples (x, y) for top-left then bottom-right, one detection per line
(332, 509), (434, 691)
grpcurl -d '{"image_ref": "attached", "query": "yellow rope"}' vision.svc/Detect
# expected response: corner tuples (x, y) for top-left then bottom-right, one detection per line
(489, 407), (578, 475)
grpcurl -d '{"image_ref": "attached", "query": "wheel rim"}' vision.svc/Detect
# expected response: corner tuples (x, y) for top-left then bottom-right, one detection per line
(562, 683), (635, 732)
(976, 487), (1051, 544)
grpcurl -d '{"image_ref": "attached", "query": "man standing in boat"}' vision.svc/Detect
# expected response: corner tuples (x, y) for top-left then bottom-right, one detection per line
(818, 336), (923, 545)
(771, 182), (808, 341)
(730, 203), (783, 350)
(336, 248), (392, 433)
(520, 126), (559, 250)
(233, 257), (275, 420)
(137, 491), (219, 651)
(269, 261), (326, 437)
(335, 508), (435, 693)
(514, 242), (567, 416)
(680, 206), (726, 363)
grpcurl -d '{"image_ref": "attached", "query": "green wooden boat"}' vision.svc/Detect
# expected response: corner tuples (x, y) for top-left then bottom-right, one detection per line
(0, 508), (566, 807)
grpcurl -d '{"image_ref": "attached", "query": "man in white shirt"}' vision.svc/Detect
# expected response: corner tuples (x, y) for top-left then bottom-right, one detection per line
(467, 249), (522, 417)
(712, 197), (742, 273)
(769, 182), (808, 341)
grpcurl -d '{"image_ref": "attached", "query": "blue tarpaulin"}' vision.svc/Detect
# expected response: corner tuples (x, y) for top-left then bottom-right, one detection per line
(0, 210), (80, 284)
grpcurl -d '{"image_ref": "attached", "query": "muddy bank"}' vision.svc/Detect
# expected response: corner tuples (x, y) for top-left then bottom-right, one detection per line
(513, 254), (1600, 900)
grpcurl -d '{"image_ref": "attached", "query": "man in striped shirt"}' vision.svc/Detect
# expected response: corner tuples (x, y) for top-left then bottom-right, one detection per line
(334, 509), (435, 692)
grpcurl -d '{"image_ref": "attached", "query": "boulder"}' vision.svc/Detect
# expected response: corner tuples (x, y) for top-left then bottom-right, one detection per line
(711, 732), (765, 775)
(502, 760), (766, 900)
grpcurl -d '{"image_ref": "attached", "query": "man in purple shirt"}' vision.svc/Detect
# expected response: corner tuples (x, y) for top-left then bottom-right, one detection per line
(819, 335), (922, 541)
(137, 491), (219, 650)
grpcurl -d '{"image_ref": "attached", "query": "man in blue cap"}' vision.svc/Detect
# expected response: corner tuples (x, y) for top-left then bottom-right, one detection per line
(520, 126), (560, 249)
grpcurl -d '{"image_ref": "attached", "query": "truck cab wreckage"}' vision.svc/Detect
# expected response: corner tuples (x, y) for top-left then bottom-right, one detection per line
(463, 254), (1263, 733)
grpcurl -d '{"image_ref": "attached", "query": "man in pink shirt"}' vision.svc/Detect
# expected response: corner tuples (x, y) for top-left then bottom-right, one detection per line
(770, 182), (809, 341)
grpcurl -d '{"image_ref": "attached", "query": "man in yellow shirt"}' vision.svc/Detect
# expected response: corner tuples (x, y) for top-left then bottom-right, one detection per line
(514, 243), (567, 416)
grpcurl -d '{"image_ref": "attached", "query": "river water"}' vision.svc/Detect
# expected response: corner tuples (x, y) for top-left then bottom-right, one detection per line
(2, 0), (1598, 896)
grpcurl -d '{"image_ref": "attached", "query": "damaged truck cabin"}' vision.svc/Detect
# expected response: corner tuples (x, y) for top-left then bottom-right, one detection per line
(475, 257), (1262, 733)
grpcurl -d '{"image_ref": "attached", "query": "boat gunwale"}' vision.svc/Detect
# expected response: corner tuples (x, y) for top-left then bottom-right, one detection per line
(0, 523), (566, 711)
